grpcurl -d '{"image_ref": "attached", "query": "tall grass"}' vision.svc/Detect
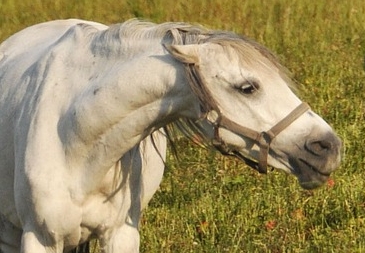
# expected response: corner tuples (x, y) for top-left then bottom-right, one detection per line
(1, 0), (364, 252)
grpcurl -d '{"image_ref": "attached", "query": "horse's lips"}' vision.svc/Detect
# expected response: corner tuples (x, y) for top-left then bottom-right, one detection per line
(298, 158), (331, 177)
(231, 149), (330, 183)
(292, 158), (332, 189)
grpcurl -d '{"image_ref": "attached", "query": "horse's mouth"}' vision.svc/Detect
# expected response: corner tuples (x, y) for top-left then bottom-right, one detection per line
(230, 149), (331, 189)
(295, 158), (330, 189)
(298, 158), (331, 177)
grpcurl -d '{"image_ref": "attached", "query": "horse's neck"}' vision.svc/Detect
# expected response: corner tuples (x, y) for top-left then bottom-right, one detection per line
(61, 51), (198, 192)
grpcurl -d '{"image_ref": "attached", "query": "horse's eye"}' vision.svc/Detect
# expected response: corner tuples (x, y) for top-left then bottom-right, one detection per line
(234, 80), (259, 95)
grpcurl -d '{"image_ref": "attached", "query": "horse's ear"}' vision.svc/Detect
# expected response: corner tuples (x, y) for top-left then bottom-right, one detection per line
(163, 44), (199, 64)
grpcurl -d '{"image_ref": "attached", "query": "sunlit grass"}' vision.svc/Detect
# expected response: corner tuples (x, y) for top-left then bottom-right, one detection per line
(1, 0), (365, 252)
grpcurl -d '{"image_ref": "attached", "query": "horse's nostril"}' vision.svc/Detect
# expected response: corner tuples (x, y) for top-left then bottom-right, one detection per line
(306, 140), (333, 156)
(316, 140), (331, 151)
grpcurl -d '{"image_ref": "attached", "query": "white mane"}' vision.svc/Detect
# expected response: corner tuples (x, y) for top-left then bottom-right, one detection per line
(88, 19), (288, 73)
(88, 20), (202, 57)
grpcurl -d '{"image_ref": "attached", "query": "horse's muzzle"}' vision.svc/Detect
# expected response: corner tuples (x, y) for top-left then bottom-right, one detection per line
(291, 131), (342, 189)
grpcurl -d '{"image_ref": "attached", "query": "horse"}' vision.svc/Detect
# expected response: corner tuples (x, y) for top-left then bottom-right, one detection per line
(0, 19), (341, 252)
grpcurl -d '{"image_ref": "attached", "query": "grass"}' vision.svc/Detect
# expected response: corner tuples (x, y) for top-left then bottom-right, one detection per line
(1, 0), (365, 252)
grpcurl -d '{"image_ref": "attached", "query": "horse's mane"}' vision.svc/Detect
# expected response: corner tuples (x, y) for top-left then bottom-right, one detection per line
(90, 19), (294, 85)
(91, 19), (290, 67)
(89, 19), (205, 57)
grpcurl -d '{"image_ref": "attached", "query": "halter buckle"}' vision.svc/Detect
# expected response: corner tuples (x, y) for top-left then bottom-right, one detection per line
(206, 110), (220, 125)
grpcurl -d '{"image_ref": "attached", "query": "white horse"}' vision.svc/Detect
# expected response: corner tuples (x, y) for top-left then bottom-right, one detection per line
(0, 19), (341, 252)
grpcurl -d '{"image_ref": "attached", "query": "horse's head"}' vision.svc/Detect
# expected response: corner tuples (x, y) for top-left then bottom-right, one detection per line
(165, 35), (341, 189)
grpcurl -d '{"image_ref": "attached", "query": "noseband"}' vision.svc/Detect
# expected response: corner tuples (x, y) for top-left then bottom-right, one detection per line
(185, 64), (310, 174)
(207, 102), (310, 174)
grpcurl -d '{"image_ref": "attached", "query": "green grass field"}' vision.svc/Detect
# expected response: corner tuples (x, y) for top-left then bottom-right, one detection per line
(1, 0), (364, 252)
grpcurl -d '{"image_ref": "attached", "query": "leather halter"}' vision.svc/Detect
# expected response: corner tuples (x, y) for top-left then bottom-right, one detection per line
(185, 63), (310, 174)
(207, 102), (310, 174)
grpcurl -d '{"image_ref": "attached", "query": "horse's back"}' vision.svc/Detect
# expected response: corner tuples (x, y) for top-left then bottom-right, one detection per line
(0, 19), (106, 61)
